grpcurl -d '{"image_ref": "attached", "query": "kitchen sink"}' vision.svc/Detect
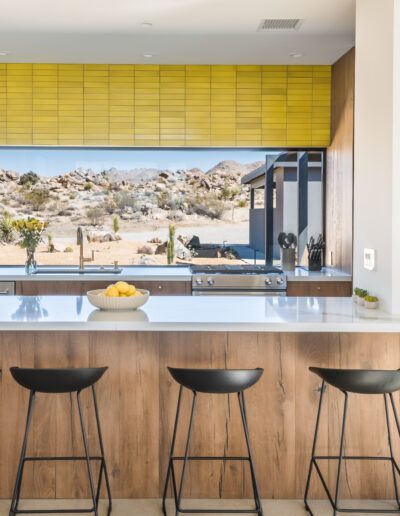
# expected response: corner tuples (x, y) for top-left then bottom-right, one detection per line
(32, 266), (122, 274)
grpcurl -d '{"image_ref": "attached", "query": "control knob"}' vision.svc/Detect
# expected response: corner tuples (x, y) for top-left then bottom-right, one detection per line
(195, 278), (203, 285)
(264, 277), (272, 285)
(277, 277), (284, 285)
(207, 277), (215, 286)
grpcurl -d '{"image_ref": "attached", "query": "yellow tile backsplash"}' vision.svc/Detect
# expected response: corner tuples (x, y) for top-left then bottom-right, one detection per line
(0, 64), (331, 147)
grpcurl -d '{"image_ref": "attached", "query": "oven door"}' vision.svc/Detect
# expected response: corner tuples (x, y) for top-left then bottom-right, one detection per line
(192, 289), (286, 296)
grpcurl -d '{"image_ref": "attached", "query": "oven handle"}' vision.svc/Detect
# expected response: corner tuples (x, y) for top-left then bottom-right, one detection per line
(192, 290), (286, 296)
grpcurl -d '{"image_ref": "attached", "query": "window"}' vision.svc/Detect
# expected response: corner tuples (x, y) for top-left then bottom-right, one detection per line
(0, 147), (324, 267)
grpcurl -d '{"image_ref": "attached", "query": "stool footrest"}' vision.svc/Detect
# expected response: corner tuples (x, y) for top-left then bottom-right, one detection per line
(175, 509), (260, 514)
(23, 456), (103, 462)
(12, 508), (95, 514)
(172, 456), (250, 461)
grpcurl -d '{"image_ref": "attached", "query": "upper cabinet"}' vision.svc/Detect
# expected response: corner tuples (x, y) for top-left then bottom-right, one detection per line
(0, 64), (331, 148)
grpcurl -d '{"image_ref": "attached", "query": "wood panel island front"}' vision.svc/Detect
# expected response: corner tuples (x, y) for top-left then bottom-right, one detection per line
(0, 295), (397, 504)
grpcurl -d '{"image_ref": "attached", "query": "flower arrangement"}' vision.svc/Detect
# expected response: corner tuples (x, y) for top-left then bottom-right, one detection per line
(12, 217), (49, 272)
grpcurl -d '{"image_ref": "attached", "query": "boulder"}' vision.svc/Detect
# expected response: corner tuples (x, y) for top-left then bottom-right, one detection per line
(87, 230), (121, 243)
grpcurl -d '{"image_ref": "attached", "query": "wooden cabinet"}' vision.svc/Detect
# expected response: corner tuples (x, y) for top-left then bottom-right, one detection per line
(286, 280), (352, 297)
(16, 280), (191, 296)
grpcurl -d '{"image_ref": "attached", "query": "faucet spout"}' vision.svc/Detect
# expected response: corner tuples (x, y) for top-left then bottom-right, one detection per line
(77, 226), (91, 269)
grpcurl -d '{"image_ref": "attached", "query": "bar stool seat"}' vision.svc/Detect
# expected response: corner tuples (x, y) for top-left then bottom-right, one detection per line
(305, 367), (400, 515)
(9, 367), (112, 516)
(310, 366), (400, 394)
(168, 367), (263, 394)
(10, 366), (107, 393)
(163, 367), (264, 516)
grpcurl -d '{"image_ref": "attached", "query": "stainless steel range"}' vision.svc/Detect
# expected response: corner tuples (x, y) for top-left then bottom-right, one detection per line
(191, 265), (287, 296)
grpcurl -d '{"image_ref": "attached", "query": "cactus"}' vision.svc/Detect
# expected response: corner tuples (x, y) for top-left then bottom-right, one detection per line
(167, 224), (175, 265)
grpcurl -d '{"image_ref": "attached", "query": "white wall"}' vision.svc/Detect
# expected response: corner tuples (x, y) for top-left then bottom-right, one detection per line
(354, 0), (400, 312)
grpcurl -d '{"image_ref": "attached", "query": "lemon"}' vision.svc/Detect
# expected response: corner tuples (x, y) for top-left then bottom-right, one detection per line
(105, 285), (119, 297)
(127, 285), (136, 296)
(115, 281), (130, 294)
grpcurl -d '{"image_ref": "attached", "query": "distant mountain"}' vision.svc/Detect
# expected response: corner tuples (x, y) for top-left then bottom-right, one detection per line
(206, 160), (264, 176)
(103, 167), (172, 184)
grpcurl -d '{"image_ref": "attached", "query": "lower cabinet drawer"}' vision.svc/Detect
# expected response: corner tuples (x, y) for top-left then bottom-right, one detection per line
(16, 280), (191, 296)
(286, 281), (352, 297)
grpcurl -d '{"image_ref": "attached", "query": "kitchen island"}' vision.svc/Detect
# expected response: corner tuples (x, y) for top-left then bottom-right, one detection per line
(0, 295), (396, 503)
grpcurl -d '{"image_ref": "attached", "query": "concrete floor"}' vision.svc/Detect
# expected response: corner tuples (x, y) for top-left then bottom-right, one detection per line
(1, 499), (399, 515)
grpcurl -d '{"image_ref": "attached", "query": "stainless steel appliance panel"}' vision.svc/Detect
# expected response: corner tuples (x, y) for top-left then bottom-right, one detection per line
(0, 281), (15, 295)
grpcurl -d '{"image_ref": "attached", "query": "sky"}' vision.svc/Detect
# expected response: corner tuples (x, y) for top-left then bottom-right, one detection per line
(0, 148), (277, 176)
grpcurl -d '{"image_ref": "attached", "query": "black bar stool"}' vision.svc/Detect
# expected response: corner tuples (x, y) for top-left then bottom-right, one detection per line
(9, 366), (112, 516)
(162, 367), (264, 516)
(304, 367), (400, 515)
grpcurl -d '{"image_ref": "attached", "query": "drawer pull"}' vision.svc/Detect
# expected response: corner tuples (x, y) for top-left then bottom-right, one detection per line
(158, 285), (163, 290)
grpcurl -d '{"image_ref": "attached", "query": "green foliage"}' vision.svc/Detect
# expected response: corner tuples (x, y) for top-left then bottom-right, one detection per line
(86, 206), (105, 226)
(12, 217), (49, 250)
(112, 215), (120, 234)
(220, 184), (241, 201)
(114, 191), (139, 212)
(354, 287), (368, 298)
(19, 171), (39, 187)
(167, 224), (175, 265)
(64, 246), (73, 253)
(84, 181), (93, 191)
(0, 212), (15, 243)
(24, 187), (50, 210)
(187, 193), (226, 220)
(364, 295), (378, 302)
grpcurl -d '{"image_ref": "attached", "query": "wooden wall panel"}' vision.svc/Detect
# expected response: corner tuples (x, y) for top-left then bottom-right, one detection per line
(0, 330), (397, 501)
(326, 48), (355, 274)
(0, 64), (331, 147)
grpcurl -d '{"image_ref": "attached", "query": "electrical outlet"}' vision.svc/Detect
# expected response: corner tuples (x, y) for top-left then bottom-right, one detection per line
(364, 248), (375, 271)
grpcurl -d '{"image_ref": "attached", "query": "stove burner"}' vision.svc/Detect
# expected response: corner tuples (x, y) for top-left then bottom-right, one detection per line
(190, 264), (283, 275)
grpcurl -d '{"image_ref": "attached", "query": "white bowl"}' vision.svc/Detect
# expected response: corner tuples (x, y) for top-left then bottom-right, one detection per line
(87, 289), (149, 311)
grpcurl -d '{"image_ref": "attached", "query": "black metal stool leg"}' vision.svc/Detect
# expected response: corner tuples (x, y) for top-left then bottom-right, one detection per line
(77, 391), (98, 516)
(333, 391), (348, 516)
(163, 385), (183, 516)
(175, 390), (197, 516)
(304, 381), (326, 515)
(385, 394), (400, 508)
(92, 385), (112, 515)
(10, 391), (36, 516)
(238, 391), (264, 516)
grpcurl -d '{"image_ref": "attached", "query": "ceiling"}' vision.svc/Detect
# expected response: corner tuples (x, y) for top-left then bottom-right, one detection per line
(0, 0), (355, 64)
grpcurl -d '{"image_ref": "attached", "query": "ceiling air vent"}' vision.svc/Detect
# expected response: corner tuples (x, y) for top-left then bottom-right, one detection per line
(258, 19), (302, 31)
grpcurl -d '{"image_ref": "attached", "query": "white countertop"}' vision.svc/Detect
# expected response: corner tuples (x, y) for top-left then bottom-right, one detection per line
(283, 267), (352, 281)
(0, 266), (192, 282)
(0, 266), (351, 282)
(0, 295), (397, 332)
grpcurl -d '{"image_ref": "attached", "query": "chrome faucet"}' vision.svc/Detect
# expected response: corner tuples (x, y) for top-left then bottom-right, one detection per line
(77, 226), (92, 269)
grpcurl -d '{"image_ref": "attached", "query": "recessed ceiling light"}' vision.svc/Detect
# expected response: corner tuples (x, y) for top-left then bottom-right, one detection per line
(290, 51), (303, 58)
(0, 51), (10, 56)
(141, 22), (153, 28)
(143, 53), (154, 58)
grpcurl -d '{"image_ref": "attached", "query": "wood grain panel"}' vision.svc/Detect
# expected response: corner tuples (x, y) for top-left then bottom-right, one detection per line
(0, 330), (398, 501)
(326, 48), (355, 274)
(286, 281), (352, 297)
(15, 280), (191, 296)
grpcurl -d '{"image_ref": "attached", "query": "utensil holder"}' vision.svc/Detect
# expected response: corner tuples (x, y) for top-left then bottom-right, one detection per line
(281, 248), (296, 271)
(308, 257), (322, 271)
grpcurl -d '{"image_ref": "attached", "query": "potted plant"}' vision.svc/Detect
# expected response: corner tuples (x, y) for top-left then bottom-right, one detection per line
(364, 295), (379, 309)
(353, 287), (368, 305)
(13, 217), (49, 273)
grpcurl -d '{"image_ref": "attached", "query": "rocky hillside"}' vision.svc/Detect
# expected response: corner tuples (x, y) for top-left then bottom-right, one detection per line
(0, 160), (262, 234)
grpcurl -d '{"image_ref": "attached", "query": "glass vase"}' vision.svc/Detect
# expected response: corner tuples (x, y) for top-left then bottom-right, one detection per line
(25, 247), (37, 274)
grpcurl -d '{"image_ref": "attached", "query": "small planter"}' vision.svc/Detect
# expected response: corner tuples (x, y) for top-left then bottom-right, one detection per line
(364, 298), (379, 309)
(281, 248), (296, 271)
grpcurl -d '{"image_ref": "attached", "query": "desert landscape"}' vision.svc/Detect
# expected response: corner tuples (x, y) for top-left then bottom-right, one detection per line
(0, 159), (265, 266)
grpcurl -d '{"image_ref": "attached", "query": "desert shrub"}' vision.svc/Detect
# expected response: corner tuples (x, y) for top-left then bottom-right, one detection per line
(157, 191), (184, 211)
(64, 246), (73, 253)
(112, 215), (120, 233)
(168, 210), (184, 222)
(220, 184), (241, 201)
(86, 205), (105, 226)
(114, 191), (139, 212)
(0, 212), (15, 243)
(84, 181), (93, 191)
(24, 187), (50, 210)
(137, 244), (154, 255)
(19, 171), (39, 187)
(237, 198), (248, 208)
(187, 193), (226, 220)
